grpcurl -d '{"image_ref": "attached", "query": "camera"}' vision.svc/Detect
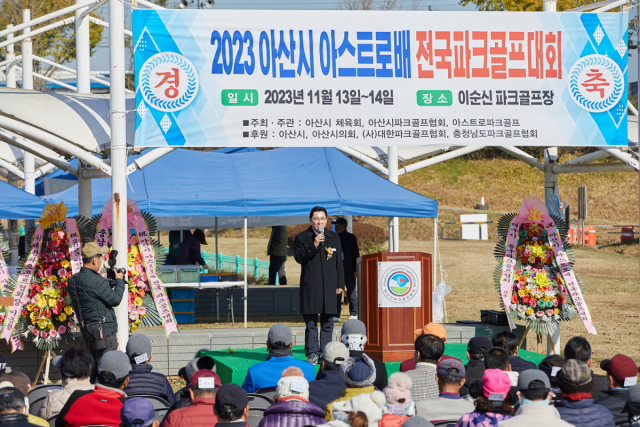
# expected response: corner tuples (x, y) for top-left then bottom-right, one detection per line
(106, 250), (126, 287)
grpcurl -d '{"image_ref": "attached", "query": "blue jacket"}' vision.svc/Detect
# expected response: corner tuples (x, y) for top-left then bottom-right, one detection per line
(555, 398), (616, 427)
(242, 356), (315, 393)
(309, 370), (347, 409)
(596, 388), (629, 426)
(124, 363), (177, 404)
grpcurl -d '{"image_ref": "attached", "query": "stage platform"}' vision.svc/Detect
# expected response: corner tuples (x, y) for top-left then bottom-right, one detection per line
(199, 343), (547, 386)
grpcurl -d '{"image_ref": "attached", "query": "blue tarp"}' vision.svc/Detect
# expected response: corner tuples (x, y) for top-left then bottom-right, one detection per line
(0, 180), (46, 219)
(44, 148), (438, 219)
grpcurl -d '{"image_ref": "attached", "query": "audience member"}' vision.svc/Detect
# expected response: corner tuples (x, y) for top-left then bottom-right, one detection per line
(0, 387), (41, 427)
(417, 359), (474, 421)
(537, 354), (566, 403)
(57, 350), (131, 427)
(162, 369), (221, 427)
(0, 353), (33, 403)
(496, 369), (572, 427)
(39, 348), (95, 419)
(597, 354), (639, 425)
(554, 359), (615, 427)
(460, 337), (491, 397)
(564, 336), (608, 399)
(406, 334), (443, 401)
(400, 323), (460, 373)
(402, 416), (435, 427)
(257, 375), (325, 427)
(119, 397), (159, 427)
(379, 372), (415, 426)
(124, 334), (176, 404)
(325, 355), (377, 421)
(623, 384), (640, 426)
(242, 323), (314, 392)
(466, 380), (484, 401)
(455, 369), (514, 427)
(340, 319), (389, 390)
(213, 384), (249, 427)
(0, 375), (47, 426)
(491, 331), (536, 374)
(484, 347), (518, 387)
(310, 342), (350, 409)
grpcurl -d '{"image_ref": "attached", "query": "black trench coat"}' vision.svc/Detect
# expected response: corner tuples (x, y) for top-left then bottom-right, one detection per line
(294, 226), (345, 315)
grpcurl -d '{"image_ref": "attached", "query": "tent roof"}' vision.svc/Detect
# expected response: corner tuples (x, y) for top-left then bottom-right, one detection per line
(44, 147), (437, 220)
(0, 180), (46, 219)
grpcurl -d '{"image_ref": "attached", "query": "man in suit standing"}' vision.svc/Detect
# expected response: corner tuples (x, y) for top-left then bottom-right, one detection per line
(294, 206), (345, 365)
(331, 217), (360, 322)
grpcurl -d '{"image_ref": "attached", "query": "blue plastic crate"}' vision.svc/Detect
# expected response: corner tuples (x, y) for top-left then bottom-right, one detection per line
(175, 313), (195, 324)
(171, 300), (195, 313)
(200, 274), (219, 282)
(169, 288), (195, 300)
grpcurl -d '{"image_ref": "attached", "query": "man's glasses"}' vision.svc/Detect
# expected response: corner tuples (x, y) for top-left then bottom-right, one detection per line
(312, 217), (327, 221)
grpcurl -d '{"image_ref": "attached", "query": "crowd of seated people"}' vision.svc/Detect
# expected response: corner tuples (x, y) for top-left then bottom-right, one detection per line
(1, 321), (639, 427)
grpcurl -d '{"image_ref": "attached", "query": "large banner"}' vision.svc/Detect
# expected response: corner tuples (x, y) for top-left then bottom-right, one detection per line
(132, 10), (628, 147)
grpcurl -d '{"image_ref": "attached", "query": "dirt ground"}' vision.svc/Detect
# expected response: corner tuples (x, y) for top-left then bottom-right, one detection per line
(161, 235), (640, 371)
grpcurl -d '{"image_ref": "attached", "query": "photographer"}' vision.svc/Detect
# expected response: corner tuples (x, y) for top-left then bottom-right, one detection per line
(69, 242), (125, 362)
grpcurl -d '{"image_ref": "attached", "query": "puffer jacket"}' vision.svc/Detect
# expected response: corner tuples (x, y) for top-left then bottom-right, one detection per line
(555, 398), (616, 427)
(68, 267), (125, 336)
(257, 400), (325, 427)
(596, 389), (629, 426)
(378, 414), (409, 427)
(124, 363), (176, 404)
(38, 377), (94, 419)
(267, 226), (288, 257)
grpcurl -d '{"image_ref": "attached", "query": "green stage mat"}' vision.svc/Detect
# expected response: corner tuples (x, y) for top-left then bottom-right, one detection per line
(199, 343), (547, 386)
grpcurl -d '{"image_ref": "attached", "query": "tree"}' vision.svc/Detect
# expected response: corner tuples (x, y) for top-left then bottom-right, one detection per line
(337, 0), (421, 10)
(0, 0), (103, 90)
(459, 0), (596, 11)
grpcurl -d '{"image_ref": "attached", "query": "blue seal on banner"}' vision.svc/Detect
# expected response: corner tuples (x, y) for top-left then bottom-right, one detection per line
(140, 52), (199, 113)
(568, 54), (623, 113)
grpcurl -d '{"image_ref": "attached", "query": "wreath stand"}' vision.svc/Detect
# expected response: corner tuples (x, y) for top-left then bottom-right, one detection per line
(34, 350), (57, 385)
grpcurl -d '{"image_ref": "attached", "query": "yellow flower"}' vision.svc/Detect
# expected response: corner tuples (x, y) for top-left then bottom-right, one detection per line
(37, 318), (48, 329)
(130, 325), (138, 331)
(49, 275), (58, 282)
(26, 303), (35, 311)
(134, 297), (143, 307)
(517, 290), (525, 297)
(37, 298), (47, 309)
(61, 260), (70, 268)
(534, 272), (551, 287)
(58, 313), (67, 322)
(530, 245), (546, 259)
(30, 313), (37, 324)
(134, 319), (141, 326)
(130, 247), (139, 257)
(525, 308), (534, 316)
(64, 306), (73, 315)
(47, 323), (55, 330)
(48, 298), (57, 308)
(553, 308), (560, 315)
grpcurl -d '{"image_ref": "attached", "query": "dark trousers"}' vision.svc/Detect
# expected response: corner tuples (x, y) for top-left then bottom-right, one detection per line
(84, 332), (117, 364)
(268, 256), (287, 285)
(337, 275), (357, 316)
(303, 313), (333, 356)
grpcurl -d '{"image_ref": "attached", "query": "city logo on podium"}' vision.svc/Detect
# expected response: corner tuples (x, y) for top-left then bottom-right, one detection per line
(568, 54), (623, 113)
(139, 52), (199, 113)
(379, 264), (420, 305)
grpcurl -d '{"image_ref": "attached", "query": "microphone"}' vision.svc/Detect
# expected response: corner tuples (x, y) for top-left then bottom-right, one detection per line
(318, 225), (324, 247)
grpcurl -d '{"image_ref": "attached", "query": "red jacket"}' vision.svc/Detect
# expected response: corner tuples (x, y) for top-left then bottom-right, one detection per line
(163, 399), (250, 427)
(56, 384), (126, 427)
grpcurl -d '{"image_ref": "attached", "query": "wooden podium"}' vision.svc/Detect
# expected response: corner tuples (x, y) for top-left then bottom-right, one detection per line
(356, 252), (432, 362)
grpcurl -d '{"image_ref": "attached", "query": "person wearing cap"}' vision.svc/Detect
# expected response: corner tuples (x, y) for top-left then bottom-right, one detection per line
(57, 350), (132, 427)
(339, 319), (388, 390)
(294, 206), (345, 365)
(623, 383), (640, 426)
(163, 369), (223, 427)
(406, 334), (443, 402)
(267, 225), (288, 286)
(459, 337), (492, 397)
(119, 397), (159, 427)
(484, 347), (519, 387)
(455, 369), (515, 427)
(0, 353), (32, 405)
(400, 323), (462, 373)
(0, 386), (42, 427)
(213, 384), (249, 427)
(537, 354), (566, 403)
(403, 416), (435, 427)
(325, 354), (378, 421)
(555, 359), (615, 427)
(564, 336), (608, 399)
(257, 374), (325, 427)
(241, 323), (315, 393)
(38, 347), (95, 420)
(68, 242), (126, 362)
(496, 369), (573, 427)
(331, 217), (360, 322)
(417, 359), (474, 421)
(596, 354), (639, 425)
(309, 342), (350, 409)
(124, 333), (176, 404)
(492, 331), (536, 374)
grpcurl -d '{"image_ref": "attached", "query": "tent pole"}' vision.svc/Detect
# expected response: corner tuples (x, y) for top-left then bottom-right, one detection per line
(244, 216), (247, 328)
(388, 146), (399, 252)
(215, 217), (219, 276)
(433, 217), (437, 297)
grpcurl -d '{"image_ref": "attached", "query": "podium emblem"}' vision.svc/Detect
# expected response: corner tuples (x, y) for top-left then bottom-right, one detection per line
(378, 261), (421, 308)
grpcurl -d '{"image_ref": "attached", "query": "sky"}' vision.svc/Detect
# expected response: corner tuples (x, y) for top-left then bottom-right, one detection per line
(86, 0), (477, 71)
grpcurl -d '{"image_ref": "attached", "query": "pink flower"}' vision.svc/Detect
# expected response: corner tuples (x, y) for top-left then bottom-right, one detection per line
(52, 306), (61, 315)
(67, 321), (76, 329)
(57, 268), (67, 278)
(44, 267), (53, 277)
(137, 307), (146, 316)
(128, 304), (137, 313)
(139, 272), (147, 282)
(35, 270), (43, 278)
(546, 309), (554, 317)
(528, 300), (537, 307)
(56, 252), (65, 260)
(40, 330), (48, 338)
(50, 330), (58, 338)
(58, 325), (67, 335)
(552, 300), (558, 307)
(536, 311), (544, 317)
(516, 283), (524, 290)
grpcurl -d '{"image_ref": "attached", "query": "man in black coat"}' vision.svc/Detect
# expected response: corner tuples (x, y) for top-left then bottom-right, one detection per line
(294, 206), (345, 364)
(332, 217), (360, 321)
